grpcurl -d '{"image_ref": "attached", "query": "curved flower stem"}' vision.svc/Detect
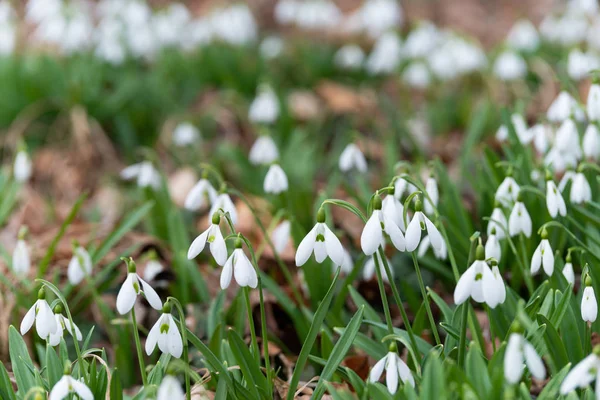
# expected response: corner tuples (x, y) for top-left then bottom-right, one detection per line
(410, 253), (441, 346)
(130, 307), (148, 387)
(372, 253), (395, 336)
(168, 297), (191, 400)
(198, 163), (225, 187)
(243, 287), (260, 364)
(376, 249), (421, 369)
(539, 220), (600, 262)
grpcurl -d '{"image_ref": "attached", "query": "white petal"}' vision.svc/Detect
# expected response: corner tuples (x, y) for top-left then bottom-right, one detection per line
(405, 213), (422, 252)
(563, 263), (575, 285)
(140, 277), (163, 310)
(560, 354), (598, 394)
(145, 315), (162, 355)
(233, 250), (252, 287)
(504, 334), (524, 384)
(167, 316), (183, 358)
(49, 376), (71, 400)
(361, 212), (384, 256)
(524, 341), (546, 380)
(485, 235), (501, 262)
(157, 375), (185, 400)
(120, 163), (142, 180)
(314, 241), (327, 263)
(67, 256), (84, 285)
(323, 224), (345, 266)
(209, 226), (228, 266)
(72, 379), (94, 400)
(530, 245), (542, 275)
(36, 300), (57, 340)
(116, 273), (138, 315)
(396, 356), (415, 387)
(582, 287), (598, 322)
(187, 229), (209, 259)
(481, 264), (500, 308)
(12, 240), (30, 275)
(383, 214), (406, 251)
(417, 235), (431, 258)
(386, 353), (399, 394)
(20, 303), (36, 335)
(541, 240), (554, 276)
(271, 220), (291, 254)
(220, 255), (234, 289)
(424, 215), (443, 251)
(295, 225), (317, 266)
(369, 355), (387, 383)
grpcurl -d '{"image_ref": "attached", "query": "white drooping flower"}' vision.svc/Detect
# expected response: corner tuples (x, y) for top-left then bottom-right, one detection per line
(120, 161), (161, 189)
(417, 234), (447, 260)
(14, 150), (32, 183)
(221, 245), (258, 289)
(362, 252), (392, 282)
(405, 205), (443, 253)
(157, 375), (185, 400)
(259, 35), (284, 59)
(249, 135), (279, 165)
(146, 312), (183, 358)
(545, 146), (578, 174)
(485, 229), (501, 262)
(339, 143), (367, 173)
(506, 19), (540, 52)
(582, 277), (598, 323)
(209, 193), (238, 226)
(48, 313), (83, 347)
(495, 175), (520, 207)
(508, 201), (532, 238)
(560, 351), (600, 396)
(12, 228), (30, 275)
(333, 248), (354, 275)
(295, 213), (345, 267)
(530, 123), (551, 154)
(583, 124), (600, 160)
(563, 259), (575, 285)
(184, 178), (217, 211)
(334, 44), (365, 70)
(547, 91), (584, 123)
(264, 164), (288, 194)
(20, 289), (57, 340)
(369, 351), (414, 393)
(187, 215), (228, 266)
(546, 177), (567, 218)
(570, 171), (592, 204)
(454, 247), (505, 308)
(504, 333), (546, 384)
(487, 206), (508, 240)
(559, 170), (577, 192)
(568, 49), (600, 81)
(493, 51), (527, 81)
(531, 231), (554, 276)
(67, 246), (92, 285)
(249, 85), (279, 124)
(555, 119), (582, 160)
(271, 220), (291, 254)
(394, 177), (417, 200)
(49, 374), (93, 400)
(361, 198), (406, 255)
(116, 260), (163, 315)
(365, 32), (402, 75)
(382, 194), (405, 232)
(424, 176), (439, 215)
(402, 62), (431, 89)
(172, 122), (200, 146)
(588, 83), (600, 121)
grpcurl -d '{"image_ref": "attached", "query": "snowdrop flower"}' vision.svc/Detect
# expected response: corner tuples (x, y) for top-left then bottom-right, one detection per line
(339, 143), (367, 173)
(496, 125), (508, 141)
(295, 208), (345, 267)
(504, 332), (546, 384)
(334, 44), (365, 70)
(531, 229), (554, 276)
(402, 62), (431, 89)
(582, 275), (598, 323)
(48, 306), (83, 347)
(146, 307), (183, 358)
(264, 164), (288, 194)
(12, 227), (30, 275)
(362, 253), (392, 282)
(588, 83), (600, 121)
(546, 173), (567, 218)
(530, 124), (551, 154)
(424, 175), (438, 215)
(495, 174), (520, 207)
(14, 149), (32, 183)
(369, 347), (414, 393)
(121, 161), (161, 189)
(405, 198), (443, 253)
(260, 36), (284, 59)
(20, 287), (57, 340)
(157, 375), (185, 400)
(209, 193), (238, 226)
(271, 220), (291, 254)
(493, 51), (527, 81)
(187, 213), (227, 265)
(382, 193), (405, 231)
(116, 259), (162, 315)
(583, 124), (600, 160)
(418, 234), (447, 260)
(560, 347), (600, 396)
(394, 177), (417, 200)
(361, 195), (406, 255)
(184, 178), (217, 211)
(506, 19), (539, 52)
(485, 228), (501, 262)
(547, 91), (584, 123)
(172, 122), (200, 146)
(568, 49), (599, 81)
(334, 248), (354, 275)
(67, 244), (92, 285)
(366, 32), (402, 75)
(571, 170), (592, 204)
(545, 146), (576, 173)
(508, 198), (532, 238)
(454, 244), (505, 308)
(249, 85), (279, 124)
(563, 263), (575, 285)
(487, 204), (508, 240)
(221, 238), (258, 289)
(510, 114), (533, 144)
(555, 119), (582, 159)
(249, 135), (279, 165)
(49, 373), (93, 400)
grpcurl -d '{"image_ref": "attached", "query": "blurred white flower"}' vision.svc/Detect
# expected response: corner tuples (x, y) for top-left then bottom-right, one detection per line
(546, 178), (567, 218)
(146, 312), (183, 358)
(339, 143), (367, 173)
(68, 246), (92, 285)
(495, 175), (520, 207)
(209, 193), (238, 226)
(369, 351), (415, 393)
(14, 150), (32, 183)
(362, 252), (392, 282)
(260, 36), (284, 59)
(504, 333), (546, 384)
(583, 124), (600, 159)
(12, 228), (30, 276)
(571, 171), (592, 204)
(48, 313), (83, 347)
(121, 161), (161, 189)
(249, 85), (280, 124)
(185, 179), (217, 212)
(508, 201), (532, 237)
(488, 206), (508, 240)
(366, 32), (402, 75)
(560, 352), (600, 396)
(157, 375), (185, 400)
(555, 119), (582, 161)
(568, 49), (600, 81)
(485, 230), (501, 262)
(547, 91), (584, 123)
(402, 62), (431, 89)
(403, 22), (440, 59)
(424, 176), (438, 215)
(563, 261), (575, 285)
(271, 220), (291, 254)
(394, 177), (417, 200)
(334, 44), (365, 70)
(345, 0), (402, 38)
(49, 374), (93, 400)
(493, 51), (527, 81)
(588, 84), (600, 121)
(418, 234), (447, 260)
(506, 19), (539, 52)
(530, 124), (551, 153)
(264, 164), (289, 194)
(173, 122), (200, 146)
(249, 136), (279, 165)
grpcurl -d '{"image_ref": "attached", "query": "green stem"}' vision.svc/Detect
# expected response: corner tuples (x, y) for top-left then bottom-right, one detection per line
(244, 288), (260, 364)
(258, 279), (273, 398)
(372, 254), (394, 335)
(458, 303), (469, 367)
(377, 249), (421, 365)
(168, 297), (191, 400)
(485, 305), (496, 354)
(411, 253), (441, 346)
(585, 322), (591, 355)
(130, 307), (148, 386)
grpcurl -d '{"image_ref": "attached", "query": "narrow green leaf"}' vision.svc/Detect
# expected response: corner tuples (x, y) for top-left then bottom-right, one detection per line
(9, 325), (36, 393)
